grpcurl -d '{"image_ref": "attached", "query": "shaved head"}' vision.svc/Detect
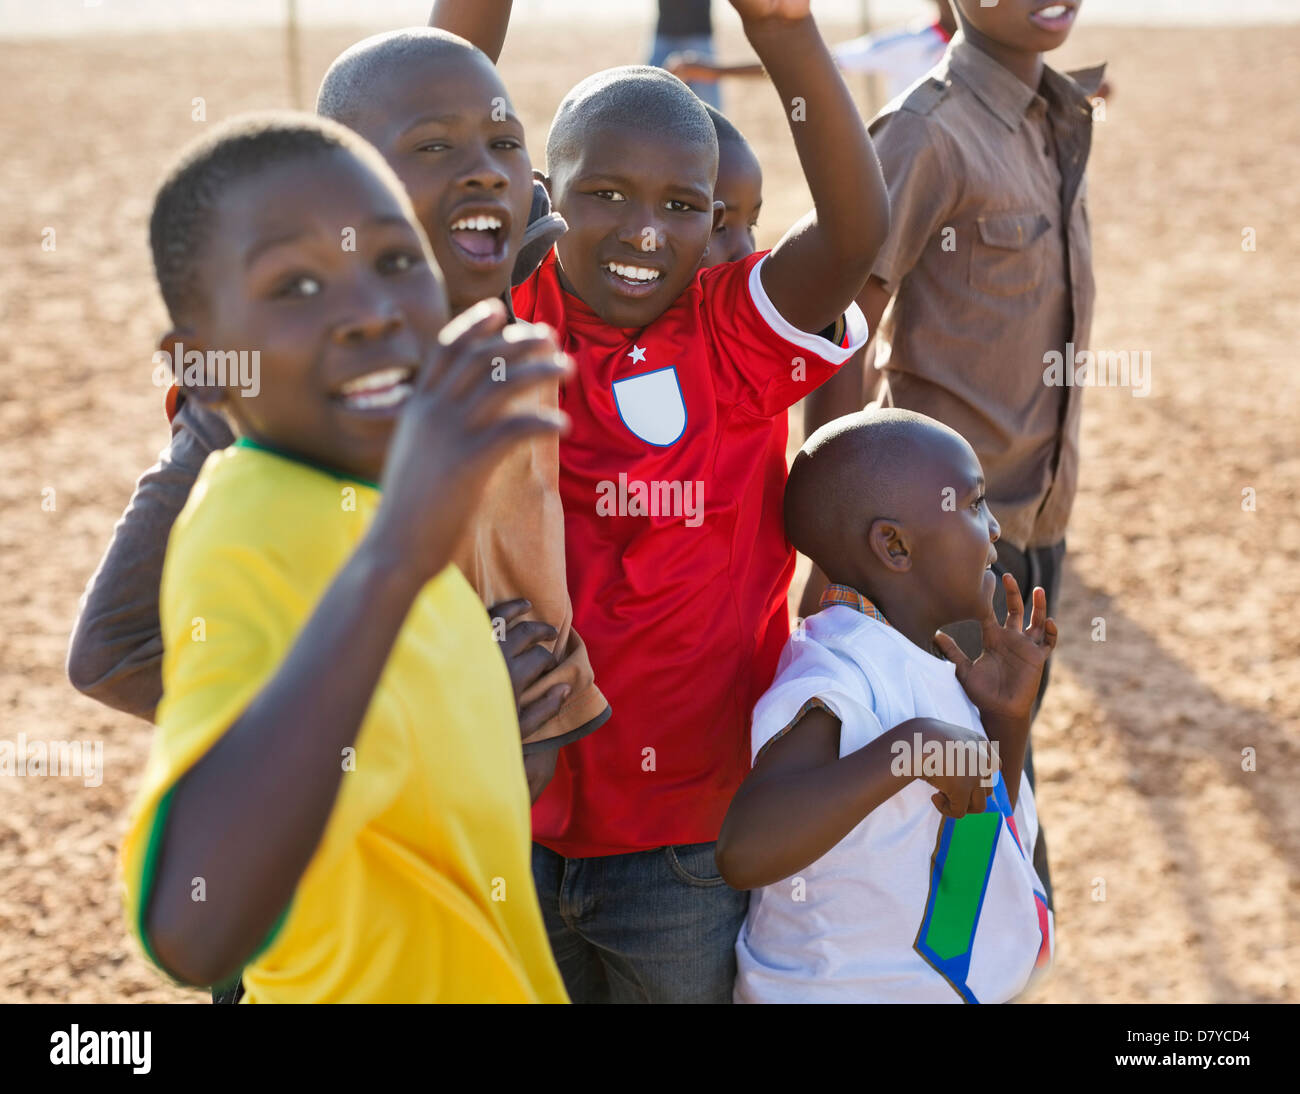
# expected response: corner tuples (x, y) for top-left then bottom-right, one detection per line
(316, 27), (486, 130)
(785, 408), (975, 580)
(545, 65), (717, 180)
(704, 102), (748, 147)
(314, 26), (529, 315)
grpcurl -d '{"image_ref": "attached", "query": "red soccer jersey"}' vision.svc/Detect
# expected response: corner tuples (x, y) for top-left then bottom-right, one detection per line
(513, 250), (867, 857)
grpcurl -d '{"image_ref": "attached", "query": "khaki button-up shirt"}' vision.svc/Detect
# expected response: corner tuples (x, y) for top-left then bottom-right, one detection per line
(868, 36), (1104, 550)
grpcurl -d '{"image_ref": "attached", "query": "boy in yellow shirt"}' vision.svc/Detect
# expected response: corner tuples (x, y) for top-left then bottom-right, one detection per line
(120, 112), (570, 1002)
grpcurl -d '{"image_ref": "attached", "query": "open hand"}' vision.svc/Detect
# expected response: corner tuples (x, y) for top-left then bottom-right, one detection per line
(934, 574), (1058, 723)
(370, 300), (569, 586)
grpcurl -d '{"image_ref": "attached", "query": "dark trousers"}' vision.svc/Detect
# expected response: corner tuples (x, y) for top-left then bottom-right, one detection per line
(213, 979), (243, 1004)
(531, 840), (749, 1003)
(943, 538), (1065, 911)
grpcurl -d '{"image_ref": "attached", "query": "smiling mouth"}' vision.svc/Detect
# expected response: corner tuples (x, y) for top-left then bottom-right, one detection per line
(334, 366), (415, 412)
(603, 261), (664, 298)
(447, 214), (508, 269)
(1029, 3), (1076, 29)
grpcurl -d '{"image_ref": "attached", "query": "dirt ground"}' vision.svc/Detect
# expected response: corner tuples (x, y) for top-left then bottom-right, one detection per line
(1, 19), (1296, 1003)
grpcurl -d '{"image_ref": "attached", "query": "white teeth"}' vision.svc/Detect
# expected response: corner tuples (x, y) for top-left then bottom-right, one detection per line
(1037, 4), (1067, 16)
(450, 215), (503, 232)
(338, 366), (415, 409)
(338, 367), (412, 395)
(606, 262), (661, 283)
(342, 382), (413, 410)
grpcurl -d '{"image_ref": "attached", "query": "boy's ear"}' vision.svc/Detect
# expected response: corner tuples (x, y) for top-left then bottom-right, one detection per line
(700, 200), (726, 262)
(158, 328), (225, 409)
(536, 170), (553, 199)
(868, 517), (911, 574)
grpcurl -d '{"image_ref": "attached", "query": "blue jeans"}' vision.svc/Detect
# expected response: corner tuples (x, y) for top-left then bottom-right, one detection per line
(532, 840), (749, 1003)
(649, 32), (722, 110)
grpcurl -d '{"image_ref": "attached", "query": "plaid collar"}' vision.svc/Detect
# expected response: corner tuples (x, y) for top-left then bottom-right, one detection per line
(819, 583), (890, 627)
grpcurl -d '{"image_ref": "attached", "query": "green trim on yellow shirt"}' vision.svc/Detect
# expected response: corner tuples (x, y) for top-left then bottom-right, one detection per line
(135, 784), (177, 979)
(247, 902), (293, 968)
(234, 436), (380, 491)
(136, 779), (294, 990)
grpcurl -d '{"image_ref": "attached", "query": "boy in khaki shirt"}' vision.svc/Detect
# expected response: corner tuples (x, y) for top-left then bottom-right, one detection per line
(803, 0), (1106, 907)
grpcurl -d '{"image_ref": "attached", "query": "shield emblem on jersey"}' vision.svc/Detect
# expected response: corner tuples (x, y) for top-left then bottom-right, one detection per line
(611, 366), (686, 447)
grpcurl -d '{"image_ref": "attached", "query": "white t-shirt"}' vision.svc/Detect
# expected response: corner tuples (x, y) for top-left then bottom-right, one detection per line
(734, 602), (1053, 1004)
(832, 21), (951, 101)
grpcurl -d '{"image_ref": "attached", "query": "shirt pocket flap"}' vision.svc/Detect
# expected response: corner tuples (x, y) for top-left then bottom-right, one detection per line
(976, 212), (1051, 250)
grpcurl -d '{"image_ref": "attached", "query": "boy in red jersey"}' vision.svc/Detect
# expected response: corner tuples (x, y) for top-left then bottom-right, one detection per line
(432, 0), (887, 1001)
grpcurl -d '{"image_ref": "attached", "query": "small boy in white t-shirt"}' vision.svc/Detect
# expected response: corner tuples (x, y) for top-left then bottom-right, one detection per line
(717, 408), (1057, 1004)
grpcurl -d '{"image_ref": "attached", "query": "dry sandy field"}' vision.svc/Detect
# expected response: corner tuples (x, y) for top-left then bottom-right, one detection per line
(1, 18), (1296, 1003)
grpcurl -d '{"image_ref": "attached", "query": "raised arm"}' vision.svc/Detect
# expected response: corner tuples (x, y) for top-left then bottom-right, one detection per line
(735, 0), (889, 334)
(428, 0), (513, 62)
(67, 400), (231, 720)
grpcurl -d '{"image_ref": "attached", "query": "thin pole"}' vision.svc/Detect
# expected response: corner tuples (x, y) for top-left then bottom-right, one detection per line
(286, 0), (303, 110)
(857, 0), (882, 117)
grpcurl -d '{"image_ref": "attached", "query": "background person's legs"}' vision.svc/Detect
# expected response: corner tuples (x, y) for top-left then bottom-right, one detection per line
(649, 32), (722, 110)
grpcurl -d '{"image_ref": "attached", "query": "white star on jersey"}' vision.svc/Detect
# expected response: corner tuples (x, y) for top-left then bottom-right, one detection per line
(627, 345), (647, 364)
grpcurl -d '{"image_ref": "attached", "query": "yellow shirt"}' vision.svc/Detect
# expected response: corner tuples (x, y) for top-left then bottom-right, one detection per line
(120, 441), (568, 1003)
